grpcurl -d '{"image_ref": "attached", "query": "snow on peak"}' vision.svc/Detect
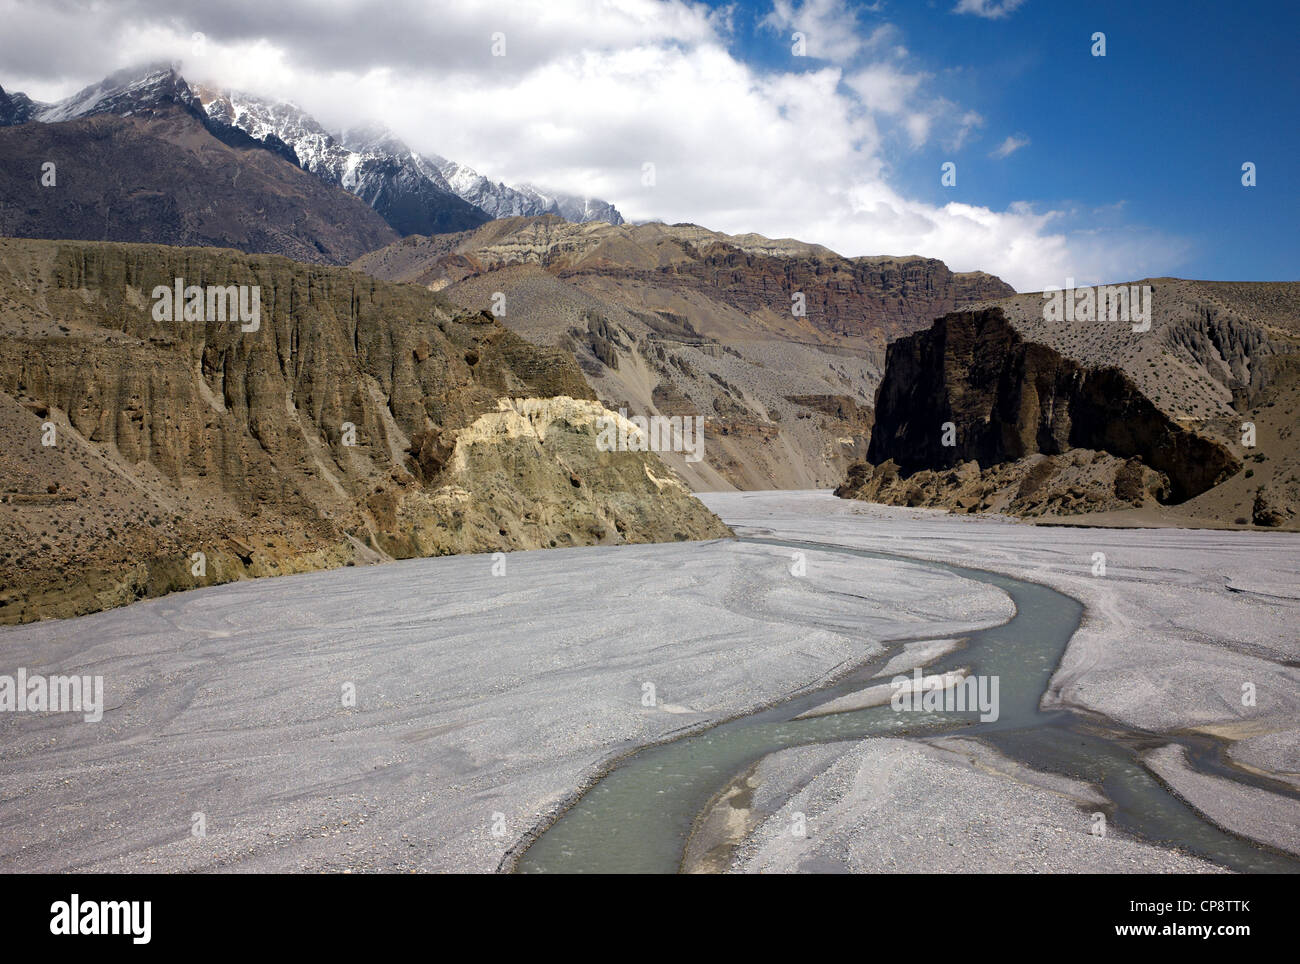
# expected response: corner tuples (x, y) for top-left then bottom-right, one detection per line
(429, 156), (624, 225)
(196, 85), (623, 227)
(10, 64), (625, 232)
(35, 63), (195, 123)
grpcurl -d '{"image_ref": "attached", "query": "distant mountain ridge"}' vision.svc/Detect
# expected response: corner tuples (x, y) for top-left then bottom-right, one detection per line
(194, 83), (489, 235)
(432, 154), (623, 225)
(0, 64), (625, 236)
(0, 93), (400, 264)
(11, 64), (202, 123)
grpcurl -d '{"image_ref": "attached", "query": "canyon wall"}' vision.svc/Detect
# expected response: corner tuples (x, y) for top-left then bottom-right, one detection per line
(863, 308), (1240, 503)
(0, 238), (728, 623)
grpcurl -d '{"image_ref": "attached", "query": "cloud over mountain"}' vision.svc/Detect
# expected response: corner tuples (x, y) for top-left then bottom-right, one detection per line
(0, 0), (1187, 290)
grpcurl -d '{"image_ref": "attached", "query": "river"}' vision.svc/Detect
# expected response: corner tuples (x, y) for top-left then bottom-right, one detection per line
(517, 537), (1300, 873)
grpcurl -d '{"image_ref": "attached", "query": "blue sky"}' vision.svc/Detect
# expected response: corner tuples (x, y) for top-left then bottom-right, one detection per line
(714, 0), (1299, 283)
(3, 0), (1295, 289)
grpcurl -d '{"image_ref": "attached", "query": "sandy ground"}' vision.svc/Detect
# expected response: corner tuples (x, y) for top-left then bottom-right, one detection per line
(0, 537), (1008, 873)
(1144, 744), (1300, 856)
(4, 489), (1293, 873)
(698, 490), (1300, 863)
(688, 737), (1222, 874)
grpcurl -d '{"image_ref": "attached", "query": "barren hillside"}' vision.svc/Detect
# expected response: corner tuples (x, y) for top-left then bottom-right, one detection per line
(0, 238), (728, 623)
(355, 216), (1013, 489)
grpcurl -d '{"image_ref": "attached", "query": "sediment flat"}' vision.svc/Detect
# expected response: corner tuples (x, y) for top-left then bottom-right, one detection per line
(691, 737), (1222, 874)
(698, 489), (1300, 863)
(702, 490), (1300, 769)
(1143, 744), (1300, 857)
(0, 537), (1008, 872)
(5, 489), (1293, 872)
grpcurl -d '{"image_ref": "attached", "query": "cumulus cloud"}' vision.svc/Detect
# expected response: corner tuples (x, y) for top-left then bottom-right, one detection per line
(845, 63), (923, 115)
(0, 0), (1184, 291)
(759, 0), (879, 62)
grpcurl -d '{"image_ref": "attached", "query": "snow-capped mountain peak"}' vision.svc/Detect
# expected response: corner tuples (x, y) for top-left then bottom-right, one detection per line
(430, 155), (623, 226)
(34, 63), (198, 123)
(194, 83), (623, 231)
(3, 64), (624, 235)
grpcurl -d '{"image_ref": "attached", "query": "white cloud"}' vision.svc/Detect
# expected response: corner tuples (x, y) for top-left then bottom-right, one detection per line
(0, 0), (1184, 292)
(760, 0), (869, 62)
(845, 64), (923, 115)
(953, 0), (1028, 19)
(900, 100), (984, 151)
(990, 134), (1030, 158)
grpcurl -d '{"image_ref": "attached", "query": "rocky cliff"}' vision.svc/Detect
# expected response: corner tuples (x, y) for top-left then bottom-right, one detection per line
(355, 217), (1012, 490)
(357, 217), (1013, 350)
(838, 450), (1174, 517)
(861, 308), (1240, 504)
(0, 238), (729, 623)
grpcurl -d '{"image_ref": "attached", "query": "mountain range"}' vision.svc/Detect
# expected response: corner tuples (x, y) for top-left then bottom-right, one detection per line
(0, 64), (623, 240)
(0, 90), (398, 264)
(0, 62), (1294, 626)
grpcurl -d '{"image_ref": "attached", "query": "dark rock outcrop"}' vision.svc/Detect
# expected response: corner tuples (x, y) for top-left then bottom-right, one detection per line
(571, 310), (623, 370)
(0, 85), (38, 126)
(836, 451), (1172, 517)
(1252, 486), (1289, 527)
(865, 308), (1240, 503)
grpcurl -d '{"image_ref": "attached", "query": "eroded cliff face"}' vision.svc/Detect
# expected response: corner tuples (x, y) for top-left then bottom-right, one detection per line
(0, 238), (729, 623)
(356, 217), (1015, 349)
(862, 308), (1240, 504)
(354, 217), (1013, 490)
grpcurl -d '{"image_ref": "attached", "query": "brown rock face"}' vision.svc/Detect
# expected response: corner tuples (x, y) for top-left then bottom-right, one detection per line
(0, 238), (729, 623)
(558, 247), (1014, 346)
(783, 394), (875, 433)
(865, 308), (1240, 503)
(355, 217), (1013, 490)
(357, 217), (1015, 350)
(836, 451), (1172, 518)
(1252, 486), (1288, 527)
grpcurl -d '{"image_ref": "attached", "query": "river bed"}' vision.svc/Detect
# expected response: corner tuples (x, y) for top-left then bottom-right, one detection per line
(517, 537), (1300, 873)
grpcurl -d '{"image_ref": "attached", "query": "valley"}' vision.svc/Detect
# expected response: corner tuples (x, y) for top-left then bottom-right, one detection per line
(0, 16), (1296, 891)
(1, 492), (1295, 874)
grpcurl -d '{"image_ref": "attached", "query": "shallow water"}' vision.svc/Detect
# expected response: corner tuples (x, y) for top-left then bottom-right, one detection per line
(517, 538), (1299, 873)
